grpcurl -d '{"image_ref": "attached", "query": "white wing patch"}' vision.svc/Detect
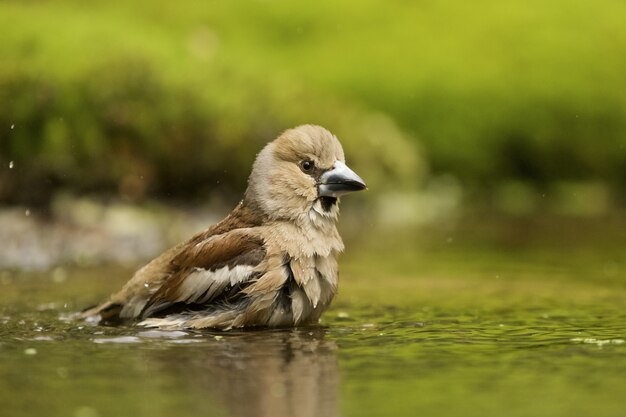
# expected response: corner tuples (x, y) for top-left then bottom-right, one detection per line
(176, 265), (255, 304)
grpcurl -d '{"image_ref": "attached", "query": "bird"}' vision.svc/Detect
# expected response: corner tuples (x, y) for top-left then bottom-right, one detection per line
(78, 125), (367, 330)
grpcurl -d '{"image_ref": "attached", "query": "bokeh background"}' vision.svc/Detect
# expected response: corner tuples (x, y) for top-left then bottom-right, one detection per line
(2, 0), (624, 209)
(1, 3), (626, 417)
(2, 0), (626, 269)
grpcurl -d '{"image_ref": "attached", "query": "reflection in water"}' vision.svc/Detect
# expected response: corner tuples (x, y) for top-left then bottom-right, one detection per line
(151, 328), (339, 417)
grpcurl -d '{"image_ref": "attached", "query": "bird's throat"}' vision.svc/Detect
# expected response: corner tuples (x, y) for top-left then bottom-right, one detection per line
(319, 196), (338, 212)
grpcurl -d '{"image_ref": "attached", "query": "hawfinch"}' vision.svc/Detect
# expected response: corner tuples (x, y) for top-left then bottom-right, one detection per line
(79, 125), (366, 330)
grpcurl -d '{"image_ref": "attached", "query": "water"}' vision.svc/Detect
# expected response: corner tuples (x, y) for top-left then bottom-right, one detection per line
(0, 229), (624, 417)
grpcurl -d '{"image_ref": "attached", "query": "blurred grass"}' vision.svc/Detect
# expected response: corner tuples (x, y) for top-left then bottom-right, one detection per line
(1, 0), (625, 206)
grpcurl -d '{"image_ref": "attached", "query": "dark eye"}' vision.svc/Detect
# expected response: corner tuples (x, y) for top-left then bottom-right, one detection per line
(300, 160), (315, 173)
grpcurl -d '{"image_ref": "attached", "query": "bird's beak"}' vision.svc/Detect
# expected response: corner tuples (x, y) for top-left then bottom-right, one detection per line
(318, 160), (367, 197)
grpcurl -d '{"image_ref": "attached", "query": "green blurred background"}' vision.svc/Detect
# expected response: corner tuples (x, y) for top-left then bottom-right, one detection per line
(1, 0), (625, 211)
(1, 4), (625, 417)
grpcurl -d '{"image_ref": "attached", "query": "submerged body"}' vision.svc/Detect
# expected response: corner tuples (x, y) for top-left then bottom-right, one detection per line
(79, 125), (366, 329)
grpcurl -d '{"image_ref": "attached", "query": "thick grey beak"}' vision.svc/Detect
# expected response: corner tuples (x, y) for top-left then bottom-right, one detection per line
(318, 160), (367, 197)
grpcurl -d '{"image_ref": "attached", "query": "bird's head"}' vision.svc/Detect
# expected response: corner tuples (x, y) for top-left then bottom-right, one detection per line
(245, 125), (366, 225)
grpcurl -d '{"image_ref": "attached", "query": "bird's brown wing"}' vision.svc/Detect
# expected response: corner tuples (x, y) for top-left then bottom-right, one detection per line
(138, 229), (266, 319)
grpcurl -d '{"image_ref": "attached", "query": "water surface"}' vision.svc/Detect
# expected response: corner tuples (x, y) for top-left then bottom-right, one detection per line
(1, 228), (624, 417)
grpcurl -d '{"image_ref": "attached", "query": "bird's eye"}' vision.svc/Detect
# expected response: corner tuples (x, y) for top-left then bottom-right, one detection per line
(300, 160), (315, 173)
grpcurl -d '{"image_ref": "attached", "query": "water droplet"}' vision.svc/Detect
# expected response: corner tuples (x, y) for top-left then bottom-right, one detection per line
(9, 161), (14, 169)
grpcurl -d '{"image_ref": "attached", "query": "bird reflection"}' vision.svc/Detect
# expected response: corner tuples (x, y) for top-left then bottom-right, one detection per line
(149, 328), (339, 417)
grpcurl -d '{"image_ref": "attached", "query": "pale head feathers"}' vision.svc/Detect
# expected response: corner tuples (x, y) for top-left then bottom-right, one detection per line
(244, 125), (345, 227)
(272, 124), (345, 167)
